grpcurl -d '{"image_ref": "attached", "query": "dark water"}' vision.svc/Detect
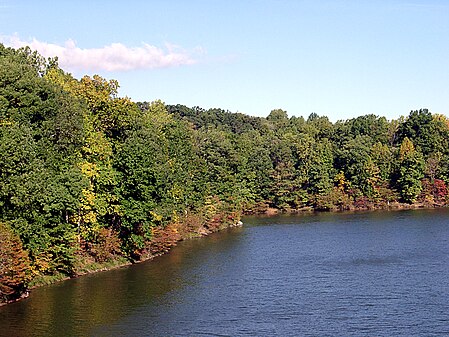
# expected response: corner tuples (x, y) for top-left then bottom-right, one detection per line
(2, 209), (449, 336)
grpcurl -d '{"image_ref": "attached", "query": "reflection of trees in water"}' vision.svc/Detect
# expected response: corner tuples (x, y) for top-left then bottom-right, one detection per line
(0, 226), (244, 337)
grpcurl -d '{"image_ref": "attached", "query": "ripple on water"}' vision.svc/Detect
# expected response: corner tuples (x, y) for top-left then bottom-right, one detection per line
(2, 210), (449, 336)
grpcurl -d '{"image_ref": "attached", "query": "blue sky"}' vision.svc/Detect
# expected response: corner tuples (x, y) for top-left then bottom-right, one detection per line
(1, 0), (448, 121)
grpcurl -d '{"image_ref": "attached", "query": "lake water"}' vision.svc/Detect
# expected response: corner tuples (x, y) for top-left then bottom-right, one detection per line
(1, 209), (449, 336)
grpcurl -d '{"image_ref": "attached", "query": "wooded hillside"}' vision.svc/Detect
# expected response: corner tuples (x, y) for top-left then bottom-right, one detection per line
(2, 44), (448, 303)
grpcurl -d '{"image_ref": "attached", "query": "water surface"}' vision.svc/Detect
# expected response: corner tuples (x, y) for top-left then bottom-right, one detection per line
(1, 209), (449, 336)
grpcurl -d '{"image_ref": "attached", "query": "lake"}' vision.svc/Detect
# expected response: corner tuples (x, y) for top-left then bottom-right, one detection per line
(1, 209), (449, 336)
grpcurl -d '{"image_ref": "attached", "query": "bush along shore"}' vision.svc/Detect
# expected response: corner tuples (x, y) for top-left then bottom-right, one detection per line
(1, 211), (243, 305)
(2, 44), (449, 305)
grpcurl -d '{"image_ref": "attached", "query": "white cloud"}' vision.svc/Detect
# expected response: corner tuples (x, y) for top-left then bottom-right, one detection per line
(1, 35), (200, 72)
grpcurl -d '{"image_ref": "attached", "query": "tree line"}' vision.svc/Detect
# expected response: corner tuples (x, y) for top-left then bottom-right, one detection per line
(1, 44), (449, 303)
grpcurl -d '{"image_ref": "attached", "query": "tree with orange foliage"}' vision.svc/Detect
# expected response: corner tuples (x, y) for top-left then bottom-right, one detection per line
(0, 222), (31, 303)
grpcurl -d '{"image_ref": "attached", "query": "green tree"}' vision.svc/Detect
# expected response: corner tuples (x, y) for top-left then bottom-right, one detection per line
(269, 135), (299, 209)
(396, 138), (425, 203)
(308, 139), (334, 196)
(336, 135), (373, 196)
(396, 109), (449, 156)
(0, 44), (85, 275)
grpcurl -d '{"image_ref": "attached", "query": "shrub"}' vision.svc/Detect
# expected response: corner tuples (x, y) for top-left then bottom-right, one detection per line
(0, 222), (31, 303)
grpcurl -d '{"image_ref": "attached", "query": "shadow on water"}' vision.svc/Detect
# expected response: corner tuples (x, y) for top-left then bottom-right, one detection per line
(0, 227), (245, 337)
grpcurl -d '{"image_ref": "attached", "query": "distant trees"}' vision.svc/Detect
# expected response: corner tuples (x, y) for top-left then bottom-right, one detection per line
(396, 138), (425, 203)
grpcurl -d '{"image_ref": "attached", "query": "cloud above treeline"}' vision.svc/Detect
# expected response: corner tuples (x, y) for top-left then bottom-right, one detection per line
(1, 35), (200, 72)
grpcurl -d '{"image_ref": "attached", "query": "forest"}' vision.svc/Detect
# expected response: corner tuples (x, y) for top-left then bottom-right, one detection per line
(1, 44), (449, 304)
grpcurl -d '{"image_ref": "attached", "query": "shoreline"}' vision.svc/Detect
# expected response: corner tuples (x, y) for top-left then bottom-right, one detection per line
(244, 200), (447, 216)
(0, 218), (244, 307)
(1, 202), (445, 307)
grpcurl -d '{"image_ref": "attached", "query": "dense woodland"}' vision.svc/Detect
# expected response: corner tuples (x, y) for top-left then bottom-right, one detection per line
(2, 44), (449, 303)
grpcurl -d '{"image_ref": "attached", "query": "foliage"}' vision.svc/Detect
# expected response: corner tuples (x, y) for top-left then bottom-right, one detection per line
(396, 138), (425, 203)
(0, 222), (31, 302)
(2, 43), (449, 296)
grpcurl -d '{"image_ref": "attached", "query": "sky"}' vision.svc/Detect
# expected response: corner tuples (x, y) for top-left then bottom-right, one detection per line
(1, 0), (448, 121)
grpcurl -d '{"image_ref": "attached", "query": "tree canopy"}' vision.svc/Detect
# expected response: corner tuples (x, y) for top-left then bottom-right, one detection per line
(2, 43), (449, 302)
